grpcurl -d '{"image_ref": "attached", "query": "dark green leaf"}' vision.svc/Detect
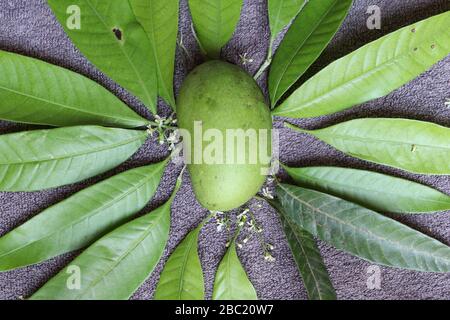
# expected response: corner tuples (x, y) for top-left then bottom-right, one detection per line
(188, 0), (244, 58)
(0, 126), (147, 191)
(212, 240), (257, 300)
(47, 0), (158, 112)
(287, 118), (450, 175)
(269, 0), (352, 106)
(280, 214), (336, 300)
(273, 11), (450, 118)
(129, 0), (179, 107)
(277, 183), (450, 272)
(0, 160), (167, 271)
(0, 50), (147, 128)
(269, 198), (336, 300)
(283, 165), (450, 213)
(154, 224), (204, 300)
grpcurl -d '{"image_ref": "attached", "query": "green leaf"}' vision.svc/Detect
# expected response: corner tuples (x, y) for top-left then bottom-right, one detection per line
(0, 126), (147, 191)
(212, 240), (257, 300)
(273, 11), (450, 118)
(280, 215), (337, 300)
(269, 199), (336, 300)
(0, 50), (147, 128)
(188, 0), (244, 58)
(30, 190), (176, 300)
(268, 0), (305, 45)
(277, 183), (450, 272)
(0, 161), (167, 271)
(269, 0), (352, 106)
(287, 118), (450, 175)
(129, 0), (179, 107)
(283, 165), (450, 213)
(154, 224), (205, 300)
(47, 0), (158, 113)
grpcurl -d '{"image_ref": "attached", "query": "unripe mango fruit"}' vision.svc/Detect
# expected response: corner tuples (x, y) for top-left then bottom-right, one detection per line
(177, 61), (273, 211)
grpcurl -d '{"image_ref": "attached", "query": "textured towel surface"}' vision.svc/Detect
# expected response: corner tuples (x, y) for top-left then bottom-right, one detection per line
(0, 0), (449, 300)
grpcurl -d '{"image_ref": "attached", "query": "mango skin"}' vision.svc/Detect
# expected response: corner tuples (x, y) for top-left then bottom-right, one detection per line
(177, 61), (272, 211)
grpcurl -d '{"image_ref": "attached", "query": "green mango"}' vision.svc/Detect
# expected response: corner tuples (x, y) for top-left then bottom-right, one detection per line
(177, 61), (273, 211)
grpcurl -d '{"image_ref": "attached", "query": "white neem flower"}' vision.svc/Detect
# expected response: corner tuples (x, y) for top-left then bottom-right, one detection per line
(264, 252), (276, 262)
(261, 187), (274, 199)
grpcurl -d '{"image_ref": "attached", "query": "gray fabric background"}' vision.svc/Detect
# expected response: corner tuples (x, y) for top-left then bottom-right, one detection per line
(0, 0), (449, 300)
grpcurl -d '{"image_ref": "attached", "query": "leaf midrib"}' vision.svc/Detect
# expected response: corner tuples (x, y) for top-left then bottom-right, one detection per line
(129, 0), (171, 106)
(225, 244), (233, 299)
(291, 171), (450, 208)
(0, 132), (146, 165)
(0, 84), (144, 126)
(314, 131), (450, 152)
(269, 0), (285, 42)
(177, 229), (200, 300)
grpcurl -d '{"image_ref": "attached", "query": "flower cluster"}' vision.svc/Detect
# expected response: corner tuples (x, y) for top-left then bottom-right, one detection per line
(214, 207), (276, 262)
(146, 115), (179, 151)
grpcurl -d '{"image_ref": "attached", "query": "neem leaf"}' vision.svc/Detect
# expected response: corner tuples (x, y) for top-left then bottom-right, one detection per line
(0, 160), (167, 271)
(0, 50), (147, 128)
(30, 183), (177, 300)
(273, 11), (450, 118)
(269, 199), (336, 300)
(212, 240), (257, 300)
(188, 0), (244, 59)
(269, 0), (352, 107)
(283, 165), (450, 213)
(267, 0), (305, 45)
(0, 126), (147, 191)
(277, 183), (450, 272)
(129, 0), (179, 107)
(47, 0), (158, 113)
(154, 223), (205, 300)
(287, 118), (450, 175)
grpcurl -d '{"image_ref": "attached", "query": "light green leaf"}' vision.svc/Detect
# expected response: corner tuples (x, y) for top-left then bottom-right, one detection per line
(0, 126), (147, 191)
(154, 224), (204, 300)
(269, 0), (352, 106)
(0, 160), (167, 271)
(268, 0), (305, 45)
(212, 240), (257, 300)
(273, 11), (450, 118)
(188, 0), (244, 58)
(287, 118), (450, 175)
(0, 50), (147, 128)
(30, 189), (177, 300)
(283, 165), (450, 213)
(277, 183), (450, 272)
(269, 198), (336, 300)
(129, 0), (179, 107)
(47, 0), (158, 113)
